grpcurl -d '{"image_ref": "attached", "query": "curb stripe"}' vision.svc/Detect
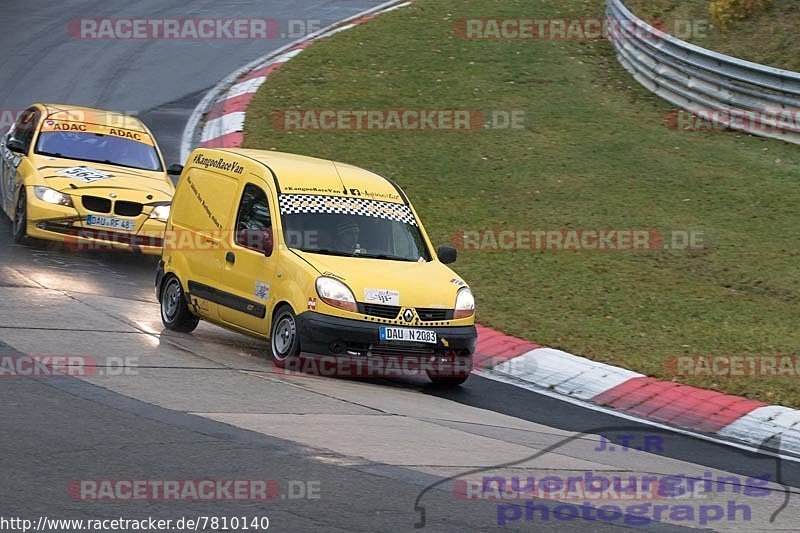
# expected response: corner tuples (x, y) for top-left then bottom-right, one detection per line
(239, 62), (285, 83)
(204, 93), (256, 121)
(224, 76), (270, 100)
(719, 405), (800, 454)
(200, 112), (246, 143)
(592, 377), (767, 433)
(491, 348), (642, 401)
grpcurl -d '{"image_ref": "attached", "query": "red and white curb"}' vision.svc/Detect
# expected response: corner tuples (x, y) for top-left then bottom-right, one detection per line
(181, 0), (800, 461)
(471, 330), (800, 458)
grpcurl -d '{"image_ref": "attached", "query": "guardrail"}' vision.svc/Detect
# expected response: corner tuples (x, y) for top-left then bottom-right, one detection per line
(606, 0), (800, 144)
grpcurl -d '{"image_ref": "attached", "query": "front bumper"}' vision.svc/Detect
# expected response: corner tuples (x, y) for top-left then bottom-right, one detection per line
(26, 192), (165, 255)
(296, 311), (477, 357)
(292, 311), (476, 378)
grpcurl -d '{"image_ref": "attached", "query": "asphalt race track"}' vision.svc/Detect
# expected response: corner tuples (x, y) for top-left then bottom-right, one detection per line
(1, 2), (799, 531)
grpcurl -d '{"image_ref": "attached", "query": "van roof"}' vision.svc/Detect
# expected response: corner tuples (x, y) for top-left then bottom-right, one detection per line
(221, 148), (405, 204)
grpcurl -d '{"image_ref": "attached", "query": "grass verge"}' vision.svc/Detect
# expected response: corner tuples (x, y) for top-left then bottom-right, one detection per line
(244, 0), (800, 406)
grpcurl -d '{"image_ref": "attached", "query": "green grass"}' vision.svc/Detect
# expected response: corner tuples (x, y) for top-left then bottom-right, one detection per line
(629, 0), (800, 71)
(244, 0), (800, 406)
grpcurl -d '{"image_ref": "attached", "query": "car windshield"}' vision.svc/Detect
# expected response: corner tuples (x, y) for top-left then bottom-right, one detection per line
(280, 195), (431, 262)
(35, 131), (162, 172)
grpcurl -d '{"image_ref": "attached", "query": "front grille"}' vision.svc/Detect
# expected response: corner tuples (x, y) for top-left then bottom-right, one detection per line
(416, 308), (453, 321)
(114, 201), (143, 217)
(81, 196), (112, 213)
(371, 344), (437, 357)
(359, 303), (401, 319)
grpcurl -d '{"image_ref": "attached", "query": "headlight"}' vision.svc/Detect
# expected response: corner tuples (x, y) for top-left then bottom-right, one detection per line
(33, 186), (72, 207)
(149, 205), (171, 221)
(454, 287), (475, 319)
(316, 276), (358, 312)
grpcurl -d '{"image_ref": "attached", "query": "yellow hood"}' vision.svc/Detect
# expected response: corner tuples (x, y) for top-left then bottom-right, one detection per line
(33, 155), (174, 200)
(293, 250), (465, 309)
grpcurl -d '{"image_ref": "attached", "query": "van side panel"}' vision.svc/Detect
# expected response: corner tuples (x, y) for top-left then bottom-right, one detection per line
(165, 164), (239, 321)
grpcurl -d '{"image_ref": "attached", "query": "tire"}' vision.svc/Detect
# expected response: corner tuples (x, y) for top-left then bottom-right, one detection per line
(270, 305), (300, 368)
(12, 188), (27, 243)
(160, 275), (199, 332)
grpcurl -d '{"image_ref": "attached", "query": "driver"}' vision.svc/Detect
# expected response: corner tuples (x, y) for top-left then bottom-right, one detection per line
(334, 219), (360, 254)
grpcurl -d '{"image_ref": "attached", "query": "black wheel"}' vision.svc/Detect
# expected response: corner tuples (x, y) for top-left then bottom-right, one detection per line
(270, 305), (300, 368)
(12, 188), (28, 243)
(160, 276), (199, 332)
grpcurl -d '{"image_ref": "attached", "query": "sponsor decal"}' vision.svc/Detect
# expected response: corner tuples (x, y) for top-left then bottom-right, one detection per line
(255, 281), (270, 301)
(450, 278), (466, 287)
(191, 153), (244, 174)
(41, 119), (155, 146)
(307, 297), (317, 310)
(364, 288), (400, 306)
(56, 166), (112, 183)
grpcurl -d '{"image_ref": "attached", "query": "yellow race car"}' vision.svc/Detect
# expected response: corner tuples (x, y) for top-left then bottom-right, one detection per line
(1, 104), (178, 254)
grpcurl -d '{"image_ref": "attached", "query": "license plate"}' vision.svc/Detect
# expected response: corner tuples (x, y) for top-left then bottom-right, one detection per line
(86, 215), (135, 231)
(379, 326), (437, 344)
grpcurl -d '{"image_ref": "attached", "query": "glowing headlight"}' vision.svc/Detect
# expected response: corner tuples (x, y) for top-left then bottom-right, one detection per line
(33, 186), (72, 207)
(149, 205), (171, 221)
(315, 276), (358, 312)
(454, 287), (475, 319)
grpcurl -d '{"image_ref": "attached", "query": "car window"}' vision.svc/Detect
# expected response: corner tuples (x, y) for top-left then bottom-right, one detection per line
(9, 108), (38, 152)
(35, 131), (162, 172)
(235, 183), (272, 251)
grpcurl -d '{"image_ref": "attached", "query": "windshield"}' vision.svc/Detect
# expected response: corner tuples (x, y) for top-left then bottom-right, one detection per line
(35, 131), (162, 172)
(279, 195), (431, 262)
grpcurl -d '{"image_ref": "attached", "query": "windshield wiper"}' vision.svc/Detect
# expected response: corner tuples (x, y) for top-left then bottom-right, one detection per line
(296, 248), (356, 258)
(357, 253), (415, 262)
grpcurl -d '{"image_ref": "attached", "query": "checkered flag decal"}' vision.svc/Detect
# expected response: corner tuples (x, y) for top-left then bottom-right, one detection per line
(279, 194), (417, 226)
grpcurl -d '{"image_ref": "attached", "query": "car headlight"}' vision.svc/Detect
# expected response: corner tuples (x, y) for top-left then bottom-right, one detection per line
(454, 287), (475, 319)
(149, 205), (171, 222)
(33, 186), (72, 207)
(316, 276), (358, 313)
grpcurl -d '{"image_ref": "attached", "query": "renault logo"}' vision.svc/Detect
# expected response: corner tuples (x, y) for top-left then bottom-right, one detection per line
(402, 309), (414, 322)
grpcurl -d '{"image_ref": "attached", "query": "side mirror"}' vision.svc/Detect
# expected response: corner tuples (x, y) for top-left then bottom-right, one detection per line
(437, 246), (457, 264)
(6, 138), (26, 153)
(167, 164), (184, 176)
(238, 228), (274, 257)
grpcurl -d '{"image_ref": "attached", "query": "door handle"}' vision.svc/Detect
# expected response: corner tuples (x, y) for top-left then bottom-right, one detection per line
(226, 252), (235, 264)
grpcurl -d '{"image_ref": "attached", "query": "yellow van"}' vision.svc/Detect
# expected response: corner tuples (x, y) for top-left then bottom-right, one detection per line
(156, 148), (476, 385)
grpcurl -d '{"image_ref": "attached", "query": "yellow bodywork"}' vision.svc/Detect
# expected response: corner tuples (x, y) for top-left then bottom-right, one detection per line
(162, 148), (475, 339)
(1, 104), (174, 254)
